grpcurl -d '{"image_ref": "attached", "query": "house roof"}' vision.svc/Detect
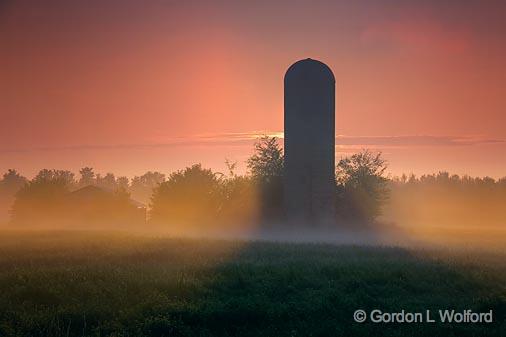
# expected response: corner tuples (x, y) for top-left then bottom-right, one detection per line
(69, 185), (146, 208)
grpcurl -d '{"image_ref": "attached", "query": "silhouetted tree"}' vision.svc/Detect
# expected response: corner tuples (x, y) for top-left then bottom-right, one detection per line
(247, 136), (284, 222)
(247, 136), (284, 181)
(335, 150), (389, 223)
(96, 173), (117, 191)
(116, 176), (130, 190)
(0, 169), (28, 222)
(78, 167), (95, 187)
(11, 169), (75, 225)
(34, 169), (76, 189)
(0, 169), (27, 191)
(150, 164), (222, 227)
(224, 159), (238, 178)
(130, 171), (166, 204)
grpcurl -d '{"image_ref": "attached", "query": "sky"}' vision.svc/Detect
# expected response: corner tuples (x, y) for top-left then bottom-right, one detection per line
(1, 0), (505, 179)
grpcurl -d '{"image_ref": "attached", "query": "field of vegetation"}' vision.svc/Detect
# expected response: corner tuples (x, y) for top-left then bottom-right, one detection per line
(0, 231), (504, 337)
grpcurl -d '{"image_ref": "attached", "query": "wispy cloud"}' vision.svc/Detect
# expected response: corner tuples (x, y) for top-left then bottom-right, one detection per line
(335, 135), (504, 147)
(0, 132), (503, 154)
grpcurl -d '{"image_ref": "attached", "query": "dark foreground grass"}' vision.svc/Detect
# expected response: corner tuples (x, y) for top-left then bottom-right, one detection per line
(0, 231), (504, 337)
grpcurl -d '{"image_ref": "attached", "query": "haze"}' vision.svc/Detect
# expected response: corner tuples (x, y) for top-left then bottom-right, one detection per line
(1, 0), (506, 178)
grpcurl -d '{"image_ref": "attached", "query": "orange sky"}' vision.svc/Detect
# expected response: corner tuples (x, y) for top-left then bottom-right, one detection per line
(1, 0), (505, 178)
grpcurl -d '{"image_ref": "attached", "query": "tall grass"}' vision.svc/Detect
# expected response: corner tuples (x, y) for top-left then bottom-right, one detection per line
(0, 231), (504, 336)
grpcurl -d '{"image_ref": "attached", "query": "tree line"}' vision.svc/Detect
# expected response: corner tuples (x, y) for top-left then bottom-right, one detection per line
(1, 136), (505, 228)
(385, 171), (506, 228)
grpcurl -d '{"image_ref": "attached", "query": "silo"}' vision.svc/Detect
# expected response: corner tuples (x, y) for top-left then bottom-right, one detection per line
(284, 58), (335, 224)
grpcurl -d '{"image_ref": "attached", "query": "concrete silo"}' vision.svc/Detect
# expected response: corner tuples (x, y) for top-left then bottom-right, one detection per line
(284, 58), (335, 224)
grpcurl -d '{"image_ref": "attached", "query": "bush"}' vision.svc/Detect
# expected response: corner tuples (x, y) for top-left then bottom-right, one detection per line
(335, 150), (389, 223)
(150, 164), (223, 227)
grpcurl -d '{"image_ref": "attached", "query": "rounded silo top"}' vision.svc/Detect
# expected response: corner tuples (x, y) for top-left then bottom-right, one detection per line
(284, 58), (335, 84)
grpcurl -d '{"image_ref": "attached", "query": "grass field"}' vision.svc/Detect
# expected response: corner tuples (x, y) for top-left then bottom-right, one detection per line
(0, 231), (504, 337)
